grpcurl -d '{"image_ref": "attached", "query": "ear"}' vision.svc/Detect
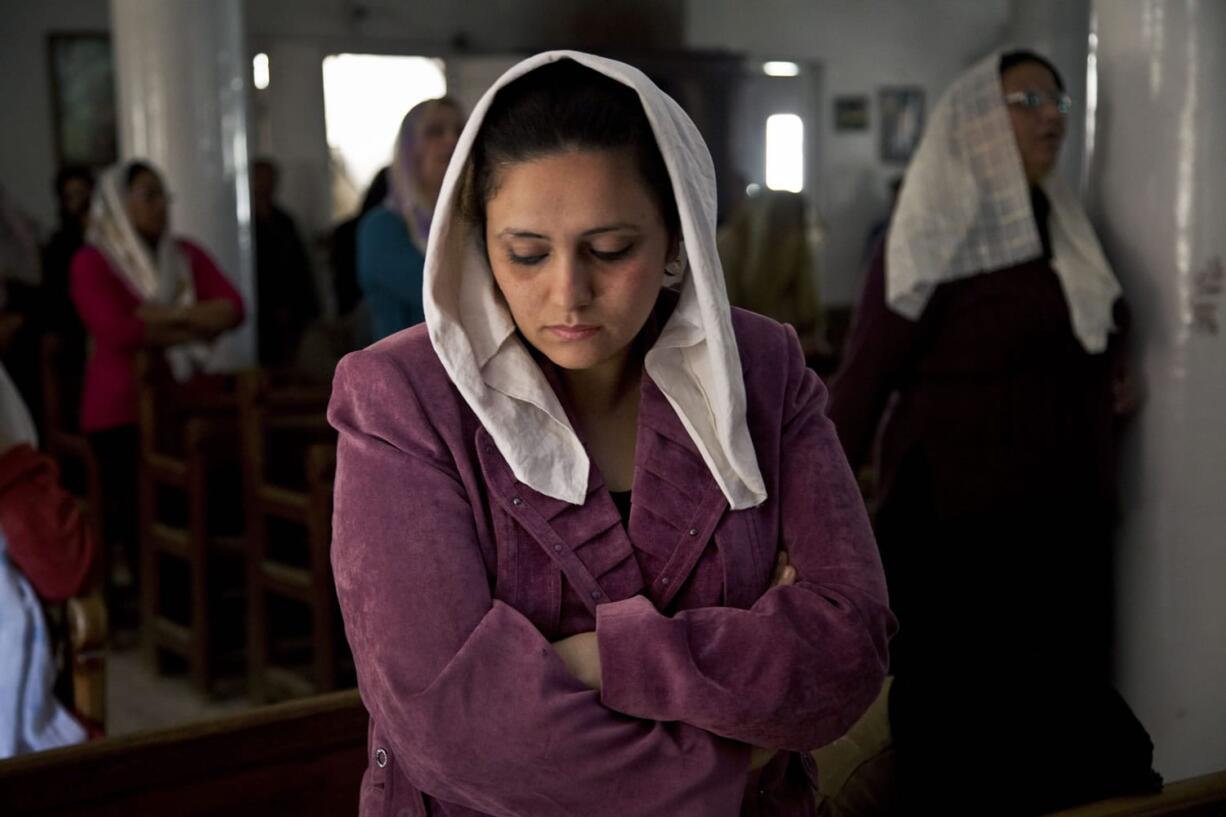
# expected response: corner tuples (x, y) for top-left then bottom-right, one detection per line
(667, 233), (681, 264)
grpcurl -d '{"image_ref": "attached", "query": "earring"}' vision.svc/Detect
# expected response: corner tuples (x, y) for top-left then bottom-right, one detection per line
(665, 256), (684, 276)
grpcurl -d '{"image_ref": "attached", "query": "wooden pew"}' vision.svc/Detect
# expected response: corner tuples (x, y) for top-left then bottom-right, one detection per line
(39, 333), (103, 532)
(64, 591), (107, 734)
(1, 688), (1221, 816)
(0, 690), (367, 817)
(135, 352), (246, 693)
(238, 371), (348, 703)
(1043, 770), (1226, 817)
(38, 333), (109, 732)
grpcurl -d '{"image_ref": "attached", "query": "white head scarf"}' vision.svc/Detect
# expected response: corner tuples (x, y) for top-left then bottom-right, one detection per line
(422, 50), (765, 510)
(87, 164), (208, 381)
(385, 99), (455, 254)
(886, 52), (1121, 353)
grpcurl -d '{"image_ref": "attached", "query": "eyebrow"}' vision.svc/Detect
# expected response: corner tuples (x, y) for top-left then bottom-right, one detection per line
(497, 223), (641, 240)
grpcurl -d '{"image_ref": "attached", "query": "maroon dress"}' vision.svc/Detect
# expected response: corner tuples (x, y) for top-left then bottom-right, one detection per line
(828, 196), (1157, 813)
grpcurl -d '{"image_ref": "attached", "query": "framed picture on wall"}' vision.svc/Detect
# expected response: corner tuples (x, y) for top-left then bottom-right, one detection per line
(834, 96), (869, 131)
(47, 33), (118, 169)
(878, 86), (924, 163)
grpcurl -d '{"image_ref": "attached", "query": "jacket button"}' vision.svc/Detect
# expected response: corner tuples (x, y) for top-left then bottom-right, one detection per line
(590, 590), (602, 600)
(553, 543), (562, 552)
(375, 747), (388, 768)
(688, 527), (698, 536)
(660, 576), (669, 585)
(511, 496), (523, 506)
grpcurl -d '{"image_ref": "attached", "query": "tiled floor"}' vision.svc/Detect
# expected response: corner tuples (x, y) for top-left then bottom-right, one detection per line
(105, 633), (255, 738)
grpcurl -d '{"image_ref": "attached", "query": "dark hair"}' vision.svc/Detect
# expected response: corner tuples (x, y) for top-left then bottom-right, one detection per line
(999, 49), (1066, 92)
(252, 156), (280, 179)
(466, 60), (680, 238)
(54, 164), (93, 197)
(125, 160), (160, 189)
(361, 166), (390, 216)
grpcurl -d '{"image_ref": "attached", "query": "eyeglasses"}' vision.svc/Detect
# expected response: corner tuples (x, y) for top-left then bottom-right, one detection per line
(1005, 90), (1073, 115)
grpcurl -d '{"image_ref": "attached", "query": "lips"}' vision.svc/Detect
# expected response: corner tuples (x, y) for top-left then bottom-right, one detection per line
(546, 324), (600, 341)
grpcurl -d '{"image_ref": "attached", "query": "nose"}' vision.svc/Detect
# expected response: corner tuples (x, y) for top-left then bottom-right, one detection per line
(550, 253), (594, 312)
(1039, 100), (1065, 128)
(442, 127), (462, 156)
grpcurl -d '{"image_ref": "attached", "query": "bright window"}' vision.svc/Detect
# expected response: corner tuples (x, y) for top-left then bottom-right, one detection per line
(765, 113), (804, 193)
(321, 54), (447, 213)
(252, 53), (270, 90)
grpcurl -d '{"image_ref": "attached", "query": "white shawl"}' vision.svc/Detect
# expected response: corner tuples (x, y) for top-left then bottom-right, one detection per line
(422, 51), (765, 509)
(886, 52), (1121, 352)
(87, 165), (209, 381)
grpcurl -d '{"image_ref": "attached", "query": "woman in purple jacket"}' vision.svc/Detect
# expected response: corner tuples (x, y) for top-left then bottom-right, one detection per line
(329, 52), (894, 817)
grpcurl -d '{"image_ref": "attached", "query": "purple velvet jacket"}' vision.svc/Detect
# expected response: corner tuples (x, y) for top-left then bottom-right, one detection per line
(328, 307), (895, 817)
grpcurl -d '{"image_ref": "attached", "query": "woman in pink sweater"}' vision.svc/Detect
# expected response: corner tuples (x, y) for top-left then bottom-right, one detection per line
(69, 160), (243, 602)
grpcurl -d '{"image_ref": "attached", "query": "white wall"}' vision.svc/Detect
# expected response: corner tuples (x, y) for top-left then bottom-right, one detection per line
(0, 0), (111, 232)
(686, 0), (1014, 306)
(1089, 0), (1226, 782)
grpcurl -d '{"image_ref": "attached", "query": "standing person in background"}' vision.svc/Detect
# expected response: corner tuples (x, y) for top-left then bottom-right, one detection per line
(4, 166), (96, 439)
(252, 157), (318, 369)
(717, 189), (828, 359)
(330, 167), (388, 322)
(42, 166), (95, 351)
(293, 169), (392, 384)
(861, 175), (902, 265)
(0, 184), (41, 306)
(357, 98), (464, 341)
(0, 184), (43, 421)
(828, 51), (1156, 814)
(70, 161), (244, 614)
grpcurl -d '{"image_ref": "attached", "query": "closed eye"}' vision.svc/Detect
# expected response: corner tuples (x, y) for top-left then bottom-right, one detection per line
(590, 245), (634, 262)
(507, 251), (548, 266)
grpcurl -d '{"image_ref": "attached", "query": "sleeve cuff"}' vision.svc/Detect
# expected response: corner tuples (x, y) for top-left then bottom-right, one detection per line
(596, 594), (688, 720)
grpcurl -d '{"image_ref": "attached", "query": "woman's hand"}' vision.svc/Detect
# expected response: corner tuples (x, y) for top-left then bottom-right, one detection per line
(554, 554), (798, 765)
(747, 552), (798, 771)
(136, 303), (187, 325)
(768, 550), (797, 590)
(552, 631), (602, 691)
(181, 300), (241, 340)
(137, 300), (240, 346)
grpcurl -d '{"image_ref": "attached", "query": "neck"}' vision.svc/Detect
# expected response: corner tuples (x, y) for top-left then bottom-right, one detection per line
(561, 345), (642, 419)
(139, 232), (161, 255)
(416, 186), (439, 213)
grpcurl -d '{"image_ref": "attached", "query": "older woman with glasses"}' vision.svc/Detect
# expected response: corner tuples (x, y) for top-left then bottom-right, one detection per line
(827, 51), (1158, 814)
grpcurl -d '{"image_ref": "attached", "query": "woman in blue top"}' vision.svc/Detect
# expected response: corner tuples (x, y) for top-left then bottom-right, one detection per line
(358, 97), (465, 341)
